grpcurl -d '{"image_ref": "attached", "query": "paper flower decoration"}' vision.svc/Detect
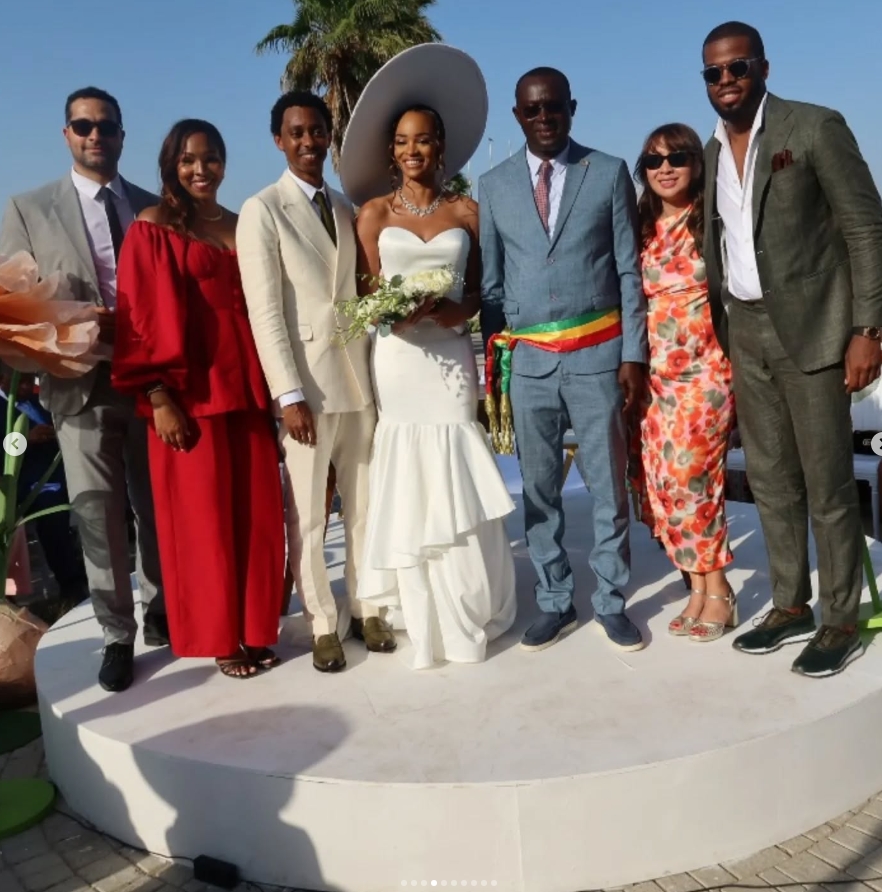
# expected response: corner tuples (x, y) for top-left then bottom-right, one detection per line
(0, 251), (100, 377)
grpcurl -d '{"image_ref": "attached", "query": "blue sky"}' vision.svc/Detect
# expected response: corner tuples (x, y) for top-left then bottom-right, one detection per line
(2, 0), (881, 213)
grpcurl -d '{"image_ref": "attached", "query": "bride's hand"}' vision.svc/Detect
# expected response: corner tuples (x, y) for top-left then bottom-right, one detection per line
(427, 298), (468, 329)
(392, 297), (437, 333)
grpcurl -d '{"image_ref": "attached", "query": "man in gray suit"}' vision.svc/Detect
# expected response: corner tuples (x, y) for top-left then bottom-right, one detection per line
(701, 22), (882, 676)
(0, 86), (165, 692)
(480, 67), (648, 653)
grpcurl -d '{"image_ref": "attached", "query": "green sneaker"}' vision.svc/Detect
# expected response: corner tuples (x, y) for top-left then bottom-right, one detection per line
(792, 626), (863, 678)
(731, 606), (816, 654)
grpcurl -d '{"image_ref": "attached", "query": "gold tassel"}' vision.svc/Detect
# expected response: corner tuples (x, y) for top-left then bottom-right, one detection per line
(485, 390), (499, 452)
(498, 393), (515, 455)
(484, 387), (516, 455)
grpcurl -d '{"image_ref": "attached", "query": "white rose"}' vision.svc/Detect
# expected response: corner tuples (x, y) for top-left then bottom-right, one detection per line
(401, 267), (454, 298)
(400, 275), (427, 299)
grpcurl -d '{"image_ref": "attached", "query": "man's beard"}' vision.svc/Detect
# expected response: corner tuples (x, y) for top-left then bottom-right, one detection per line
(713, 80), (765, 124)
(77, 147), (120, 174)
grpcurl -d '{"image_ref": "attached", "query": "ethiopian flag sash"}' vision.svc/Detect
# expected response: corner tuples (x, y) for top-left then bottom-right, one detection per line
(484, 308), (622, 454)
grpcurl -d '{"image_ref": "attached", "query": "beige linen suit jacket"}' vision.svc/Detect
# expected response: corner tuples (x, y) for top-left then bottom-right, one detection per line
(236, 171), (378, 638)
(236, 172), (372, 415)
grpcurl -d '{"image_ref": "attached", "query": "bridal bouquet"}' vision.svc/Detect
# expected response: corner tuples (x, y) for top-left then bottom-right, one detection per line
(336, 265), (460, 344)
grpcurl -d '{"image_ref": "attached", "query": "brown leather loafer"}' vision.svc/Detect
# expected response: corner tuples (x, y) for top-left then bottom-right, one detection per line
(313, 633), (346, 672)
(351, 617), (397, 652)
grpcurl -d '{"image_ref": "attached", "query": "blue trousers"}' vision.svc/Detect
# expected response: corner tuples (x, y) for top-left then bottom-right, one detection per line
(511, 365), (630, 615)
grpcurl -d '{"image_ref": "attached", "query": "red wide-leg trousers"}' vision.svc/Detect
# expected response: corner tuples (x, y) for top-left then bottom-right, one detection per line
(148, 410), (285, 657)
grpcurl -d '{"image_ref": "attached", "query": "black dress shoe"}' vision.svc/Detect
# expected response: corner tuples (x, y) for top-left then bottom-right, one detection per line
(99, 644), (135, 692)
(792, 626), (863, 677)
(143, 614), (170, 647)
(521, 605), (578, 651)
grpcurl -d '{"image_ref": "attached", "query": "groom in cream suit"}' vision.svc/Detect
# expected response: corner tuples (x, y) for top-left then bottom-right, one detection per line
(237, 91), (395, 672)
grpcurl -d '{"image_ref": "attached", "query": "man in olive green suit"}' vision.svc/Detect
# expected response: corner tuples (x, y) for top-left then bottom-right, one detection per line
(701, 21), (882, 677)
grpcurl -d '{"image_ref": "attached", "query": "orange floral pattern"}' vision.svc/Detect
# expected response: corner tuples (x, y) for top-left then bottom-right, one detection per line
(629, 208), (734, 572)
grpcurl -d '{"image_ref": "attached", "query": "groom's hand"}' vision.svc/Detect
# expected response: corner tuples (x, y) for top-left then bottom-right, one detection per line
(618, 362), (645, 415)
(283, 403), (317, 447)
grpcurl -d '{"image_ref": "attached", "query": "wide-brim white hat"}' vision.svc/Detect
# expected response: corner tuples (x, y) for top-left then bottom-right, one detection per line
(339, 44), (488, 207)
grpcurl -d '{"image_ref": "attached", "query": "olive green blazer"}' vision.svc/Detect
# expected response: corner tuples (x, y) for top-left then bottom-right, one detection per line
(703, 92), (882, 372)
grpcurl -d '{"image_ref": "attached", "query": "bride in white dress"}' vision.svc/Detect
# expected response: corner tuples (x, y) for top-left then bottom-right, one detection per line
(350, 103), (517, 669)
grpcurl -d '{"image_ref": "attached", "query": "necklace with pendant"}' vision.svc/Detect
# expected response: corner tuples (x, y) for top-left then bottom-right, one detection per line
(398, 190), (442, 217)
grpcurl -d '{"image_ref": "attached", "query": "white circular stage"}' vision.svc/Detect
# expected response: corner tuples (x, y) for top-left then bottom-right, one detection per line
(35, 456), (882, 892)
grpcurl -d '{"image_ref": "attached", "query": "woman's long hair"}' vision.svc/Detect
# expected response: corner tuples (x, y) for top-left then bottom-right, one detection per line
(156, 119), (226, 233)
(633, 123), (704, 255)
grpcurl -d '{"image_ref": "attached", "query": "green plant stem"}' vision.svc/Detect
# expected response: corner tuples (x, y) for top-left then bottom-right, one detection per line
(18, 504), (71, 526)
(3, 370), (18, 478)
(0, 371), (69, 606)
(16, 451), (63, 520)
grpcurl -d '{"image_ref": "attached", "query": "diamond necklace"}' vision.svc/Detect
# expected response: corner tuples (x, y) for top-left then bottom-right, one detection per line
(397, 189), (443, 217)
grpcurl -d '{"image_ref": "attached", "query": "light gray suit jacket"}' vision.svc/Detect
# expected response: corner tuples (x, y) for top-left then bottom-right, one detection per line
(0, 174), (157, 415)
(704, 92), (882, 372)
(479, 141), (647, 377)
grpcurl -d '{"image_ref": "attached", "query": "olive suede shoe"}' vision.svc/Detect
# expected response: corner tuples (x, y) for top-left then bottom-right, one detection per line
(351, 617), (397, 652)
(313, 633), (346, 672)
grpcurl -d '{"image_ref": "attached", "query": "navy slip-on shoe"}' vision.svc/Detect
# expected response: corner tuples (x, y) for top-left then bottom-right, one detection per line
(521, 605), (578, 652)
(596, 612), (644, 652)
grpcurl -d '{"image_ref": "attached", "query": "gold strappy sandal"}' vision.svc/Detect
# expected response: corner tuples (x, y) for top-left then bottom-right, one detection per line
(688, 589), (738, 643)
(669, 590), (705, 636)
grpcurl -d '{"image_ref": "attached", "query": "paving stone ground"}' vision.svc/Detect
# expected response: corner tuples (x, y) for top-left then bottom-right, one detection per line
(4, 730), (882, 892)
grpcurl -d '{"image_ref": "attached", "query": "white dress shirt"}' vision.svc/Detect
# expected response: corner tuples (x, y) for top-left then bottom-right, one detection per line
(526, 143), (569, 238)
(714, 94), (768, 301)
(279, 170), (333, 408)
(70, 168), (134, 309)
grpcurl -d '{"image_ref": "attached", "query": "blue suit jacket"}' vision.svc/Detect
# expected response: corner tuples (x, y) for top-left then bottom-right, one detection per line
(479, 141), (647, 376)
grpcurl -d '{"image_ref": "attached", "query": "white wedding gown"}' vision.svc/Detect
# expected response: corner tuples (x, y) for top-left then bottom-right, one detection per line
(357, 226), (517, 669)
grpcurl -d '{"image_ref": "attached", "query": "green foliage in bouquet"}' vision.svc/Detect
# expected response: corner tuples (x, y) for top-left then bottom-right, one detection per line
(335, 265), (460, 344)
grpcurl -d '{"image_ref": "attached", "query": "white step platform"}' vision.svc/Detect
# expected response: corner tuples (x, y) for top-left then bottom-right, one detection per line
(35, 456), (882, 892)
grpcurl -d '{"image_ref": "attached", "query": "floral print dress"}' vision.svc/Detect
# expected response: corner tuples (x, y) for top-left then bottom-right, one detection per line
(629, 207), (734, 572)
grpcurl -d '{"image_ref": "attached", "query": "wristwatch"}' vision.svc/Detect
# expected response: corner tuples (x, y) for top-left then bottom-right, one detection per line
(853, 326), (882, 341)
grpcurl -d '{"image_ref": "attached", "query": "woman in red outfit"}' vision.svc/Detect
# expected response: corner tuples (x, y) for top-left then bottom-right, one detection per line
(112, 119), (285, 678)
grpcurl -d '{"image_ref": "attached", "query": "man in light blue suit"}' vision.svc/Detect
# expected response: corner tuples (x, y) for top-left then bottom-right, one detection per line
(479, 67), (648, 652)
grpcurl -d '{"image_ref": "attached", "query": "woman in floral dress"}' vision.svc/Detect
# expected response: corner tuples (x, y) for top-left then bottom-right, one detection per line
(630, 123), (737, 642)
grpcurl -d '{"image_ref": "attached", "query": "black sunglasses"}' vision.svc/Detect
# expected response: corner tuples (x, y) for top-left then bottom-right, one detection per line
(68, 118), (122, 138)
(643, 151), (692, 170)
(701, 57), (760, 86)
(520, 100), (567, 120)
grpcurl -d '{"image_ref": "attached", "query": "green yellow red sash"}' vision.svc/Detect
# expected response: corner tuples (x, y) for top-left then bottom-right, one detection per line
(484, 308), (622, 454)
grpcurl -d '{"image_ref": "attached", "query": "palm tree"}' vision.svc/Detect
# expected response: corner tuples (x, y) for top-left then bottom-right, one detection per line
(255, 0), (442, 170)
(445, 172), (471, 197)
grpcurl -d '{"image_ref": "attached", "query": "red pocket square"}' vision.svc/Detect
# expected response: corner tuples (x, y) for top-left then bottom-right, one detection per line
(772, 149), (793, 172)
